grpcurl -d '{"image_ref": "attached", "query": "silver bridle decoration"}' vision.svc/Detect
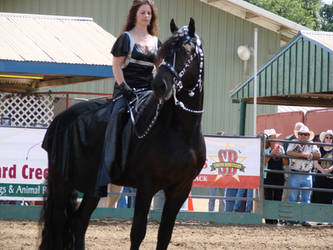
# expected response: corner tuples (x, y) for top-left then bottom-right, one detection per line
(135, 99), (163, 139)
(133, 28), (205, 139)
(126, 90), (164, 139)
(159, 29), (204, 114)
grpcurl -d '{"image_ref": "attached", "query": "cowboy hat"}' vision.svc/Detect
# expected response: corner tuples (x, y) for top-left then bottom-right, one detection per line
(319, 129), (333, 142)
(264, 128), (281, 138)
(293, 122), (304, 137)
(295, 125), (315, 141)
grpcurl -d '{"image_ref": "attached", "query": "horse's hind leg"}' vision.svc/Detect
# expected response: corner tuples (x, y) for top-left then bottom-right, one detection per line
(130, 187), (154, 250)
(156, 184), (192, 250)
(71, 194), (100, 250)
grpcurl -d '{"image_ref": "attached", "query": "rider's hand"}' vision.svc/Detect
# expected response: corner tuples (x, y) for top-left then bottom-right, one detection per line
(119, 82), (135, 100)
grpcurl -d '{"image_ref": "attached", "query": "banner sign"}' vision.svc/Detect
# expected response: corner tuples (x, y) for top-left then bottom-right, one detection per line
(0, 128), (262, 200)
(193, 136), (262, 189)
(0, 127), (47, 200)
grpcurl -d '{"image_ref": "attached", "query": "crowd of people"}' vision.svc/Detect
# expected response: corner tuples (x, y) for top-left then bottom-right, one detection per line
(262, 122), (333, 226)
(205, 122), (333, 227)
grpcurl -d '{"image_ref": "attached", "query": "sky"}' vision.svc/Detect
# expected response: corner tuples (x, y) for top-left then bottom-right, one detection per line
(323, 0), (332, 4)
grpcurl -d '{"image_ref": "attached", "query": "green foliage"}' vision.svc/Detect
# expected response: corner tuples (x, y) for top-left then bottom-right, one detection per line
(244, 0), (323, 30)
(320, 4), (333, 31)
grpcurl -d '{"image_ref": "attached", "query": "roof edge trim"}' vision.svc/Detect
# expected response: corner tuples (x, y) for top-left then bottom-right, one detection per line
(227, 0), (310, 31)
(0, 12), (93, 21)
(300, 31), (333, 54)
(0, 60), (113, 78)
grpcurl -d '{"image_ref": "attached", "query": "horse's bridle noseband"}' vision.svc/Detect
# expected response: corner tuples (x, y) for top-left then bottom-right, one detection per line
(159, 27), (204, 114)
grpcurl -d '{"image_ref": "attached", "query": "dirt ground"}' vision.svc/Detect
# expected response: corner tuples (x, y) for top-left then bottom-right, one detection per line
(1, 218), (333, 250)
(1, 198), (332, 249)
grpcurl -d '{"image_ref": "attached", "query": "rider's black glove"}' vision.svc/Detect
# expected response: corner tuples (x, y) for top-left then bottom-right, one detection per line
(119, 82), (135, 100)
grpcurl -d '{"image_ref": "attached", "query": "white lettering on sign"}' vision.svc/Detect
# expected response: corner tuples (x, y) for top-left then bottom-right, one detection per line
(194, 175), (207, 182)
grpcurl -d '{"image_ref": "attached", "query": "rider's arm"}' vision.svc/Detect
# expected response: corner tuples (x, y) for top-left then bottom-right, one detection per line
(113, 56), (126, 85)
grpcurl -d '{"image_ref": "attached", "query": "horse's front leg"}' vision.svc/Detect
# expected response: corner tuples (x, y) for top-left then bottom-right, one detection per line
(130, 187), (154, 250)
(156, 183), (192, 250)
(71, 195), (100, 250)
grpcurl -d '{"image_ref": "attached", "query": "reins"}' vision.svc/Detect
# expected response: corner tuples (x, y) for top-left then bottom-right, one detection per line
(127, 89), (163, 139)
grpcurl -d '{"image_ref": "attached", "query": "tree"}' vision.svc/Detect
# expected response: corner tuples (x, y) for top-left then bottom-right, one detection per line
(245, 0), (323, 30)
(320, 4), (333, 31)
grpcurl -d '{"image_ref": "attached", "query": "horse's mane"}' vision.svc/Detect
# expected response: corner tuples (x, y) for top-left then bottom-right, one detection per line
(157, 34), (184, 61)
(157, 30), (204, 64)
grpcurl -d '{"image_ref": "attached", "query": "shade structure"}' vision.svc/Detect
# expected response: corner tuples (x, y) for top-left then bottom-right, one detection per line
(230, 31), (333, 107)
(0, 12), (116, 92)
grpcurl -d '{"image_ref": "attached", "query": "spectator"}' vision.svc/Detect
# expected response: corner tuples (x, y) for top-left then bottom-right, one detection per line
(225, 188), (237, 212)
(225, 188), (253, 212)
(286, 125), (321, 227)
(233, 189), (253, 212)
(208, 187), (225, 212)
(283, 122), (304, 152)
(263, 129), (288, 224)
(152, 190), (165, 210)
(312, 130), (333, 204)
(281, 122), (304, 203)
(311, 134), (321, 188)
(106, 184), (123, 208)
(117, 186), (136, 208)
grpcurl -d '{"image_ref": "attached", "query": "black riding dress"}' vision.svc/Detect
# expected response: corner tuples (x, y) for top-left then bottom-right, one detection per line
(42, 32), (160, 197)
(112, 32), (160, 90)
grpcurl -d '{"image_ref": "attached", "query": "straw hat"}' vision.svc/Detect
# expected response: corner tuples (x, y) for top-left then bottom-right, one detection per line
(295, 125), (315, 141)
(319, 129), (333, 142)
(293, 122), (305, 137)
(264, 128), (281, 138)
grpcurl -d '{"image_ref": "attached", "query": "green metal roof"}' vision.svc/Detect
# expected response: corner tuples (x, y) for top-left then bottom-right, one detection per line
(230, 31), (333, 107)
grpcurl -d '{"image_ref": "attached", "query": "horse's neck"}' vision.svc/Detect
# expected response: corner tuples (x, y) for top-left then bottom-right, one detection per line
(164, 93), (203, 138)
(135, 90), (203, 141)
(134, 93), (160, 136)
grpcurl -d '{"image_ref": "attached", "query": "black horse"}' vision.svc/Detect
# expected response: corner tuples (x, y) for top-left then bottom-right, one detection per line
(39, 18), (205, 250)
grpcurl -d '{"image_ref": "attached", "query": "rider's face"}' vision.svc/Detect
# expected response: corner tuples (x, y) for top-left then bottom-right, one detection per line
(136, 4), (152, 28)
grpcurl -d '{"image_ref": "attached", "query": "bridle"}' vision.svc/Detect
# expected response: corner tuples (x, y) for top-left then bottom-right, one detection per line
(159, 26), (204, 114)
(133, 27), (204, 139)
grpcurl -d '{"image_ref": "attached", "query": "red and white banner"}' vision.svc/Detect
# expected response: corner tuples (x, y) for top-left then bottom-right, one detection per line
(0, 128), (262, 200)
(0, 127), (47, 200)
(193, 136), (262, 189)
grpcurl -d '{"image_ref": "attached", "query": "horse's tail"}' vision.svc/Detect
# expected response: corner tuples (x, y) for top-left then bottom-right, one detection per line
(39, 165), (78, 250)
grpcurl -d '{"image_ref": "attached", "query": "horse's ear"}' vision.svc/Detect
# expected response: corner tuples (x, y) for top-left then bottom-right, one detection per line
(188, 18), (195, 37)
(170, 19), (178, 33)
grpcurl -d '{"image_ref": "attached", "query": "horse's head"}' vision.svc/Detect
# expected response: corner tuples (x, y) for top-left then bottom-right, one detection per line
(152, 18), (204, 103)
